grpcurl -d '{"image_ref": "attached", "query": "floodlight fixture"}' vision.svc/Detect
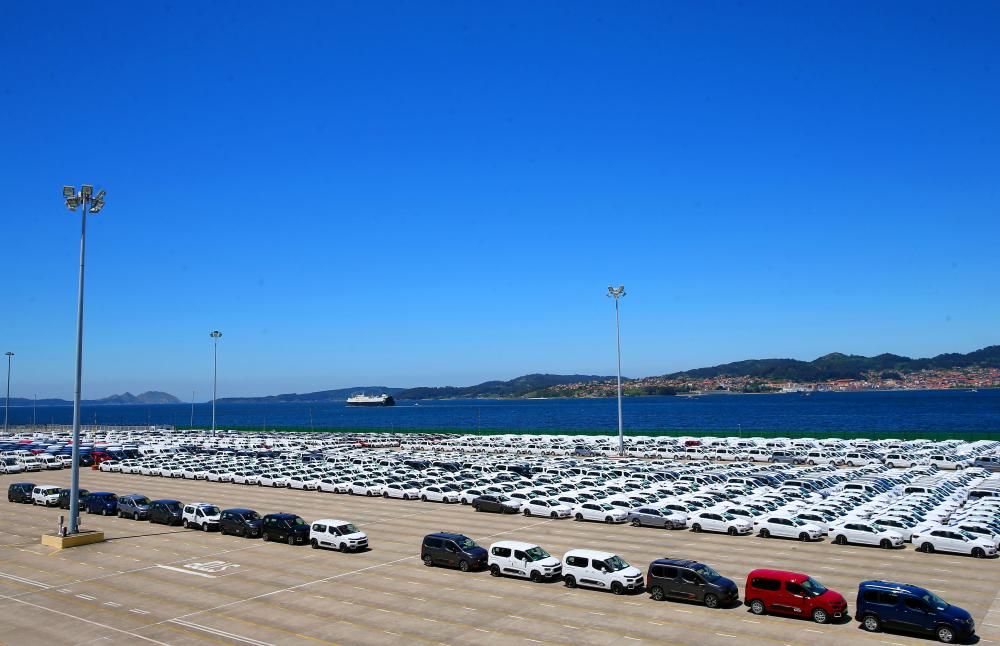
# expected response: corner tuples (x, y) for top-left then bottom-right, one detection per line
(81, 185), (93, 197)
(63, 186), (75, 198)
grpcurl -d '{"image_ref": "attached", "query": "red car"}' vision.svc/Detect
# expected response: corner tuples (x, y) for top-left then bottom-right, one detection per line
(744, 569), (848, 624)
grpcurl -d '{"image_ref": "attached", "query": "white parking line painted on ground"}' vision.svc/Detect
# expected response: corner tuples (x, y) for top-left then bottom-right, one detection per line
(5, 597), (170, 646)
(154, 564), (215, 578)
(75, 594), (96, 600)
(129, 608), (150, 615)
(0, 571), (51, 588)
(103, 601), (121, 607)
(169, 618), (273, 645)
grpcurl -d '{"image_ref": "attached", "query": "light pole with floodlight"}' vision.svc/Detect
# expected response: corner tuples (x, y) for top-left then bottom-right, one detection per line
(63, 184), (106, 534)
(607, 285), (626, 456)
(4, 352), (13, 434)
(210, 330), (222, 434)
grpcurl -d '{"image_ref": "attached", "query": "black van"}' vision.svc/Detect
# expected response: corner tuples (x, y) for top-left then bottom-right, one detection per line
(421, 532), (488, 572)
(220, 508), (263, 538)
(7, 482), (35, 503)
(148, 499), (184, 525)
(646, 558), (739, 608)
(58, 488), (89, 509)
(262, 513), (310, 545)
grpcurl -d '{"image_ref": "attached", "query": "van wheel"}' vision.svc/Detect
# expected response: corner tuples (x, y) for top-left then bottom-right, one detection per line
(262, 532), (270, 542)
(936, 625), (956, 643)
(880, 539), (891, 549)
(921, 542), (934, 553)
(799, 532), (810, 542)
(834, 535), (846, 545)
(530, 570), (543, 583)
(972, 547), (986, 558)
(118, 511), (124, 518)
(564, 575), (577, 588)
(423, 555), (433, 567)
(862, 615), (881, 632)
(287, 535), (296, 545)
(575, 513), (583, 521)
(611, 582), (624, 595)
(750, 599), (766, 615)
(203, 523), (210, 532)
(490, 564), (501, 577)
(311, 539), (319, 549)
(650, 586), (664, 601)
(458, 560), (469, 573)
(812, 608), (828, 624)
(220, 526), (229, 536)
(704, 593), (719, 608)
(759, 528), (770, 538)
(692, 524), (701, 533)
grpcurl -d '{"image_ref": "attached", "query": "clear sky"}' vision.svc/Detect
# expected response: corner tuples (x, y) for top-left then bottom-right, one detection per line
(2, 2), (998, 399)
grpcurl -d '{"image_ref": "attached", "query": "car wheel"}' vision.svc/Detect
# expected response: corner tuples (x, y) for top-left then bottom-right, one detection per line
(972, 547), (986, 558)
(812, 608), (828, 624)
(605, 516), (614, 524)
(611, 582), (624, 595)
(575, 513), (583, 521)
(759, 528), (770, 538)
(936, 625), (956, 643)
(530, 570), (543, 583)
(382, 492), (388, 498)
(704, 593), (719, 609)
(750, 599), (766, 615)
(880, 539), (891, 549)
(287, 535), (296, 546)
(921, 542), (934, 553)
(692, 523), (701, 533)
(366, 491), (372, 497)
(490, 564), (501, 577)
(650, 585), (665, 601)
(631, 519), (641, 527)
(423, 555), (433, 567)
(728, 527), (737, 536)
(262, 532), (270, 542)
(862, 614), (881, 632)
(203, 523), (211, 532)
(421, 495), (427, 502)
(458, 560), (469, 573)
(118, 511), (124, 518)
(220, 526), (228, 536)
(834, 535), (846, 545)
(564, 575), (577, 588)
(474, 505), (481, 512)
(523, 509), (531, 517)
(799, 532), (810, 542)
(310, 539), (319, 549)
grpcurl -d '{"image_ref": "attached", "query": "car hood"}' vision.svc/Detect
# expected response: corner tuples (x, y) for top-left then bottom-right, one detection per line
(939, 603), (973, 624)
(465, 546), (488, 559)
(344, 531), (368, 541)
(818, 590), (847, 606)
(712, 575), (738, 592)
(620, 566), (643, 578)
(291, 524), (311, 533)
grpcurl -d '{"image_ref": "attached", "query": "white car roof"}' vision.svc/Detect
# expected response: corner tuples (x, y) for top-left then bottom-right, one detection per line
(490, 540), (540, 551)
(312, 518), (352, 525)
(564, 548), (617, 560)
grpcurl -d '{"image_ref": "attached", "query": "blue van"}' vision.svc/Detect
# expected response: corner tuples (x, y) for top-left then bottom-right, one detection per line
(83, 492), (118, 516)
(856, 580), (975, 643)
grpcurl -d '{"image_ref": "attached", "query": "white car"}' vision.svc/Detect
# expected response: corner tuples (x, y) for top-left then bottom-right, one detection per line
(98, 460), (121, 472)
(258, 473), (289, 487)
(459, 488), (486, 505)
(561, 549), (644, 594)
(288, 475), (319, 491)
(0, 458), (26, 474)
(317, 478), (346, 493)
(383, 482), (420, 500)
(488, 541), (562, 582)
(31, 485), (61, 507)
(420, 486), (459, 503)
(347, 481), (382, 496)
(521, 498), (573, 518)
(830, 521), (905, 548)
(690, 511), (753, 535)
(755, 515), (824, 541)
(912, 526), (997, 558)
(573, 502), (628, 524)
(183, 503), (222, 531)
(309, 519), (368, 552)
(232, 471), (259, 485)
(182, 466), (208, 480)
(869, 516), (933, 542)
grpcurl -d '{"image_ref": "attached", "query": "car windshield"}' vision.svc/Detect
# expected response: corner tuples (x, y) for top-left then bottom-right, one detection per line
(165, 502), (181, 511)
(457, 537), (478, 550)
(336, 524), (358, 534)
(720, 513), (736, 521)
(283, 517), (307, 527)
(958, 530), (978, 540)
(132, 497), (151, 505)
(599, 503), (614, 511)
(243, 511), (260, 520)
(922, 591), (949, 610)
(791, 518), (806, 526)
(604, 555), (630, 571)
(801, 577), (828, 596)
(693, 564), (721, 581)
(525, 546), (551, 561)
(203, 506), (221, 515)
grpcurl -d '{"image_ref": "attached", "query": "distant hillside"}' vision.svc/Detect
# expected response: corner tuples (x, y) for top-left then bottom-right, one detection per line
(218, 387), (404, 404)
(664, 346), (1000, 382)
(6, 391), (181, 406)
(396, 374), (613, 399)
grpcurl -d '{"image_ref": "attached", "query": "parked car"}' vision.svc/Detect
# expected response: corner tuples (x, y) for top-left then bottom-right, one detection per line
(148, 499), (184, 525)
(521, 498), (573, 518)
(627, 507), (686, 529)
(646, 558), (739, 608)
(58, 488), (89, 509)
(309, 519), (369, 552)
(7, 482), (35, 503)
(856, 580), (975, 643)
(83, 492), (118, 515)
(561, 549), (644, 594)
(472, 494), (521, 514)
(183, 503), (222, 531)
(31, 485), (61, 507)
(690, 511), (753, 536)
(488, 541), (562, 582)
(755, 514), (824, 541)
(573, 502), (628, 524)
(219, 508), (263, 537)
(830, 521), (905, 549)
(912, 527), (997, 558)
(262, 513), (310, 545)
(117, 494), (153, 520)
(744, 569), (848, 623)
(421, 532), (488, 571)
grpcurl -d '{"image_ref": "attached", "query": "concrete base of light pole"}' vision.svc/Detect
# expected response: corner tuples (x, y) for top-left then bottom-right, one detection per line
(41, 530), (105, 550)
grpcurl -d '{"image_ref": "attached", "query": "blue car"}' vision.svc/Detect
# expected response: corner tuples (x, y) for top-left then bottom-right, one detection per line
(856, 580), (975, 643)
(83, 492), (118, 516)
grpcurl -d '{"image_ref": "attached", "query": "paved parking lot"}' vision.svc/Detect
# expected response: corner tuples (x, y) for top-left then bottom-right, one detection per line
(1, 470), (998, 646)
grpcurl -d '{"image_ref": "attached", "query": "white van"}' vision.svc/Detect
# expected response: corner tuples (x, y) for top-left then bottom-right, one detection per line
(38, 455), (63, 470)
(182, 503), (222, 531)
(309, 519), (368, 552)
(488, 541), (562, 582)
(561, 549), (644, 594)
(32, 485), (62, 506)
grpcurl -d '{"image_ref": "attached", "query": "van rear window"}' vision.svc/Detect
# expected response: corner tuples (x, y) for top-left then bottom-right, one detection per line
(424, 538), (443, 549)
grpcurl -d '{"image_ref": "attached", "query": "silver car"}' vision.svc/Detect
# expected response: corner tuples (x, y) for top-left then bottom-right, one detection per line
(627, 507), (686, 529)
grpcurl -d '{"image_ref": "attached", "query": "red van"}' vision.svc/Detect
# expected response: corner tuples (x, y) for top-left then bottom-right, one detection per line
(744, 569), (848, 624)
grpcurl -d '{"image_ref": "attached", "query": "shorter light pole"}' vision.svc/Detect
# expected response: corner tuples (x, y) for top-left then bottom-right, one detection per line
(4, 352), (13, 434)
(210, 330), (222, 434)
(607, 285), (626, 456)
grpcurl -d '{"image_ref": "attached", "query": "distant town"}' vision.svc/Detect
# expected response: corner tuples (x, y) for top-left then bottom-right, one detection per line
(539, 366), (1000, 398)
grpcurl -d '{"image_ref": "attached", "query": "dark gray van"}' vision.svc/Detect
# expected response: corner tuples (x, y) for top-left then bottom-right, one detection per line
(421, 532), (487, 572)
(646, 558), (739, 608)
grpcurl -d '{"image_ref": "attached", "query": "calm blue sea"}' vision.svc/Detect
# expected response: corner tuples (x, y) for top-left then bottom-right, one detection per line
(5, 389), (999, 435)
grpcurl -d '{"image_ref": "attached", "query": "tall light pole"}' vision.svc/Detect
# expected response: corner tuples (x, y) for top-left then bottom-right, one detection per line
(210, 330), (222, 434)
(63, 184), (106, 534)
(4, 351), (13, 434)
(607, 285), (626, 456)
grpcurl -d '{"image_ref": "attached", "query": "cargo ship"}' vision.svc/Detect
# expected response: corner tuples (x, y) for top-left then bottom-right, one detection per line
(346, 393), (396, 407)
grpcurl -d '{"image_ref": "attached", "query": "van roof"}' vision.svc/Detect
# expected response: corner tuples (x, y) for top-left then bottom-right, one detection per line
(490, 540), (539, 551)
(312, 518), (352, 525)
(564, 548), (616, 560)
(747, 568), (807, 582)
(859, 580), (926, 596)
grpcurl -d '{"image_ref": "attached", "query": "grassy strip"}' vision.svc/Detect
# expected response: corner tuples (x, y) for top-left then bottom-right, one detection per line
(176, 426), (1000, 442)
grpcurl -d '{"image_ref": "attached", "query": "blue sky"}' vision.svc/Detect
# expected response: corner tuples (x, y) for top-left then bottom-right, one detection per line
(2, 2), (998, 399)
